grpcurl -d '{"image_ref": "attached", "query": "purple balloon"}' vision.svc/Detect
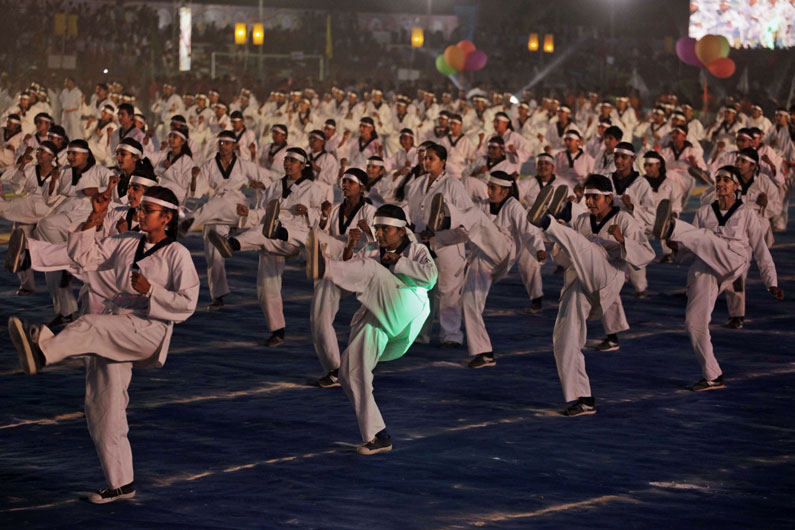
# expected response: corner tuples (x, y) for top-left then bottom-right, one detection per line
(464, 49), (488, 72)
(676, 37), (703, 67)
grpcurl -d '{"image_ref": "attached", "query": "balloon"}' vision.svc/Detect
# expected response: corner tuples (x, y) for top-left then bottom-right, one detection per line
(707, 57), (736, 78)
(435, 55), (457, 76)
(463, 49), (488, 72)
(457, 40), (476, 56)
(695, 34), (724, 66)
(716, 34), (730, 58)
(443, 45), (466, 71)
(675, 37), (702, 67)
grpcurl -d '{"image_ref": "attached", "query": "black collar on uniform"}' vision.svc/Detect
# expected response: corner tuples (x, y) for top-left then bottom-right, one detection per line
(132, 235), (174, 268)
(739, 175), (754, 196)
(281, 174), (310, 199)
(487, 155), (506, 170)
(711, 199), (743, 226)
(644, 174), (665, 193)
(379, 237), (411, 267)
(489, 195), (510, 215)
(125, 206), (141, 232)
(566, 149), (583, 168)
(215, 153), (237, 179)
(338, 198), (365, 234)
(611, 170), (639, 196)
(590, 206), (620, 234)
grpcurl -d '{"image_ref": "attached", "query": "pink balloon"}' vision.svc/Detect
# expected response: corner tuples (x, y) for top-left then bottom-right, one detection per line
(676, 36), (703, 67)
(463, 49), (488, 72)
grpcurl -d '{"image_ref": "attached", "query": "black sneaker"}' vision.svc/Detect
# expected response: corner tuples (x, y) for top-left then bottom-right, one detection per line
(5, 227), (27, 273)
(527, 184), (555, 227)
(524, 297), (543, 313)
(178, 218), (194, 237)
(726, 317), (744, 329)
(547, 185), (569, 218)
(207, 230), (234, 258)
(264, 330), (285, 347)
(357, 430), (392, 455)
(47, 313), (76, 329)
(261, 200), (281, 238)
(8, 317), (45, 375)
(206, 297), (224, 311)
(634, 289), (648, 299)
(15, 287), (35, 296)
(595, 338), (619, 352)
(440, 341), (462, 349)
(652, 199), (673, 240)
(314, 369), (340, 388)
(690, 375), (724, 392)
(306, 229), (326, 281)
(428, 193), (446, 232)
(468, 352), (496, 369)
(87, 481), (136, 504)
(561, 397), (596, 417)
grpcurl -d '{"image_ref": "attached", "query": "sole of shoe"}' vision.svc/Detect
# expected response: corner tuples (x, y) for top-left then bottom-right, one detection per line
(468, 360), (496, 369)
(306, 230), (321, 280)
(5, 228), (26, 274)
(261, 200), (280, 238)
(264, 336), (285, 348)
(596, 345), (620, 352)
(87, 490), (136, 504)
(207, 231), (233, 259)
(691, 383), (725, 392)
(562, 408), (597, 417)
(357, 444), (392, 455)
(547, 185), (569, 218)
(315, 379), (341, 389)
(9, 317), (37, 375)
(428, 193), (445, 232)
(527, 184), (555, 226)
(652, 199), (672, 240)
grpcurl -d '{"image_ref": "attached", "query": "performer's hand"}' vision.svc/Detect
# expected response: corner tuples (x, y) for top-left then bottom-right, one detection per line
(321, 200), (332, 216)
(536, 250), (547, 262)
(356, 218), (370, 233)
(294, 203), (308, 216)
(769, 286), (784, 300)
(347, 228), (362, 246)
(236, 203), (249, 216)
(131, 270), (151, 295)
(116, 219), (129, 233)
(248, 179), (265, 190)
(756, 193), (768, 208)
(381, 251), (400, 266)
(607, 224), (625, 243)
(160, 141), (167, 150)
(621, 194), (634, 211)
(419, 229), (434, 241)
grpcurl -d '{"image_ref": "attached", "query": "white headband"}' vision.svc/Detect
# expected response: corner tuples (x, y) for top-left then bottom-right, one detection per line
(563, 132), (581, 140)
(399, 130), (414, 137)
(494, 115), (511, 122)
(116, 143), (142, 157)
(652, 108), (665, 115)
(67, 146), (89, 153)
(38, 145), (55, 156)
(7, 117), (21, 125)
(169, 130), (187, 140)
(736, 153), (756, 164)
(367, 159), (385, 167)
(737, 132), (752, 140)
(36, 115), (53, 123)
(488, 175), (513, 187)
(285, 151), (307, 163)
(614, 148), (635, 156)
(449, 117), (462, 124)
(488, 142), (503, 148)
(309, 132), (325, 142)
(558, 106), (571, 113)
(272, 125), (287, 134)
(584, 187), (614, 196)
(716, 168), (740, 183)
(536, 154), (554, 162)
(373, 216), (407, 228)
(142, 195), (179, 210)
(130, 175), (158, 186)
(342, 174), (364, 186)
(673, 126), (687, 135)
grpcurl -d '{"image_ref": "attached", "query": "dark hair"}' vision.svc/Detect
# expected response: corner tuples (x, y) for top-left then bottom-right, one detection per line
(583, 173), (613, 194)
(425, 142), (447, 161)
(144, 186), (180, 239)
(374, 204), (407, 223)
(604, 126), (623, 140)
(118, 103), (134, 115)
(643, 151), (667, 179)
(490, 170), (519, 199)
(68, 139), (97, 168)
(132, 158), (157, 180)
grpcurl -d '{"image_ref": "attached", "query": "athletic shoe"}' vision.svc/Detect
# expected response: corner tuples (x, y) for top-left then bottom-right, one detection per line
(561, 398), (596, 417)
(47, 313), (75, 329)
(595, 338), (619, 352)
(727, 317), (744, 329)
(652, 199), (673, 240)
(357, 431), (392, 455)
(523, 297), (543, 313)
(5, 228), (26, 273)
(690, 375), (724, 392)
(178, 218), (193, 237)
(306, 229), (326, 280)
(261, 200), (281, 238)
(15, 287), (34, 296)
(87, 482), (136, 504)
(207, 230), (234, 258)
(548, 185), (569, 218)
(527, 184), (555, 227)
(264, 332), (285, 347)
(314, 370), (340, 388)
(206, 297), (224, 311)
(8, 317), (44, 375)
(468, 353), (496, 369)
(428, 193), (446, 232)
(635, 289), (648, 299)
(440, 341), (462, 349)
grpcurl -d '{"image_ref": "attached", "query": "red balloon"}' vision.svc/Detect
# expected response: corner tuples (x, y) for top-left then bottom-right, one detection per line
(463, 49), (488, 72)
(707, 57), (736, 78)
(457, 40), (476, 56)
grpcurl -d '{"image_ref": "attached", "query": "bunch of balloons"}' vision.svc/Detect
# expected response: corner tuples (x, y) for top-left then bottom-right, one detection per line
(435, 40), (488, 75)
(675, 34), (736, 78)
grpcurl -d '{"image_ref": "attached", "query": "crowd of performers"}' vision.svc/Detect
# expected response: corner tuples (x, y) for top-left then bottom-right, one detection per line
(0, 79), (792, 504)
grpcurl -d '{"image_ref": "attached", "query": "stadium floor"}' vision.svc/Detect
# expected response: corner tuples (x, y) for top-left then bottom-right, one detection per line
(1, 196), (794, 529)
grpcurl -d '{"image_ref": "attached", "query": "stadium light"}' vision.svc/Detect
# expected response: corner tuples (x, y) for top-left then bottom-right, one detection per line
(235, 23), (247, 45)
(411, 27), (424, 48)
(528, 33), (539, 51)
(252, 24), (264, 45)
(543, 34), (554, 53)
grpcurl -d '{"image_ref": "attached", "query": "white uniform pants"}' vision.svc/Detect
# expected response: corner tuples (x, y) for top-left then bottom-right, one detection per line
(203, 224), (230, 300)
(12, 223), (36, 292)
(309, 235), (349, 372)
(326, 258), (430, 442)
(626, 265), (648, 294)
(725, 268), (748, 318)
(517, 246), (544, 300)
(417, 244), (465, 344)
(545, 220), (624, 402)
(671, 219), (747, 380)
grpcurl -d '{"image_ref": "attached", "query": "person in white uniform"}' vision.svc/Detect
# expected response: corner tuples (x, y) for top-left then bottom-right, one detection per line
(441, 113), (477, 180)
(107, 103), (145, 161)
(305, 203), (437, 455)
(641, 151), (682, 262)
(59, 76), (83, 141)
(306, 128), (340, 192)
(0, 114), (24, 169)
(148, 129), (195, 206)
(528, 174), (654, 416)
(554, 129), (594, 186)
(654, 166), (783, 391)
(591, 125), (622, 176)
(230, 110), (258, 162)
(8, 185), (199, 504)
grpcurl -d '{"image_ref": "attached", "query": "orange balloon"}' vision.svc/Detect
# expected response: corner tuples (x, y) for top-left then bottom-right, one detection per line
(695, 35), (724, 66)
(707, 57), (736, 78)
(444, 45), (466, 71)
(457, 40), (476, 55)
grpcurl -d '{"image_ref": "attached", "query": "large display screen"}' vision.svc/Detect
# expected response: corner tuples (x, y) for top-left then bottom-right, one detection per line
(689, 0), (795, 49)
